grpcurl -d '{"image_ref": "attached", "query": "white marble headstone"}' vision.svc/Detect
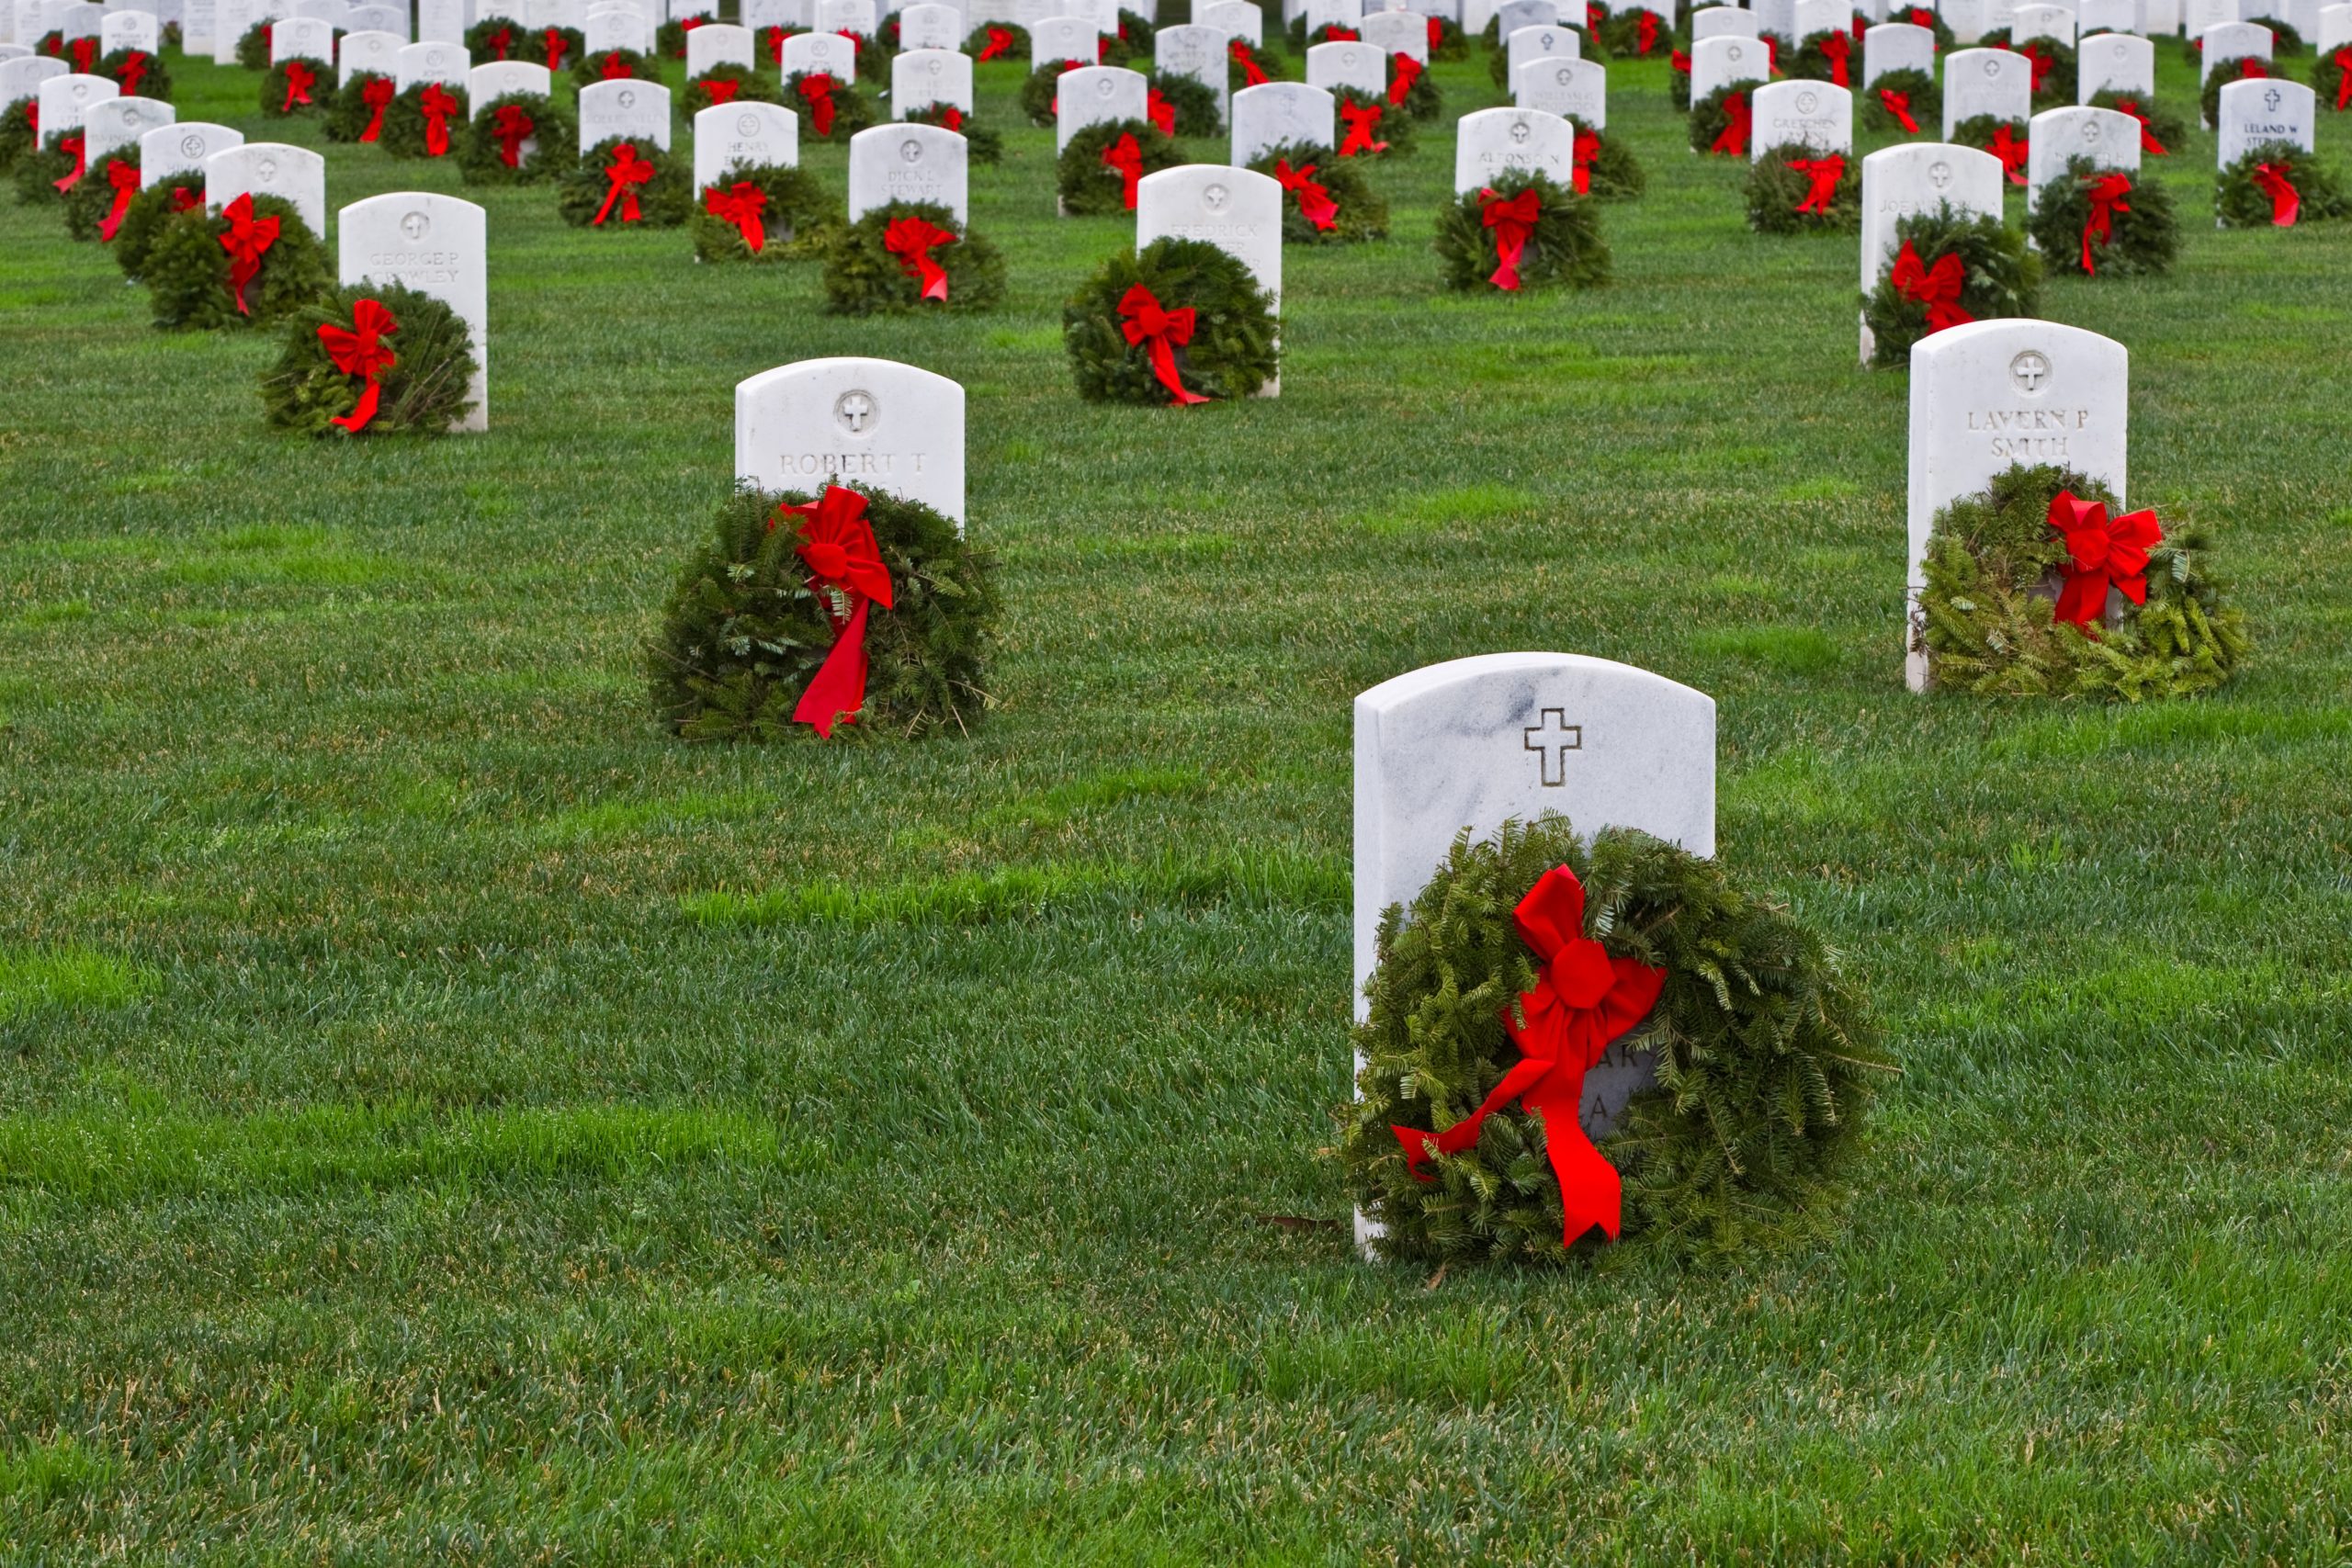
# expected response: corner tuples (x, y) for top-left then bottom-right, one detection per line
(1512, 52), (1604, 122)
(1691, 3), (1756, 37)
(345, 2), (402, 33)
(80, 88), (164, 156)
(339, 27), (401, 78)
(816, 0), (873, 31)
(694, 98), (796, 186)
(846, 118), (967, 220)
(583, 7), (652, 49)
(1054, 62), (1145, 150)
(2199, 17), (2270, 81)
(292, 0), (348, 23)
(1858, 141), (2003, 361)
(1155, 21), (1228, 114)
(891, 46), (972, 113)
(139, 117), (236, 184)
(97, 6), (156, 50)
(1750, 78), (1851, 154)
(1905, 320), (2128, 689)
(2024, 104), (2136, 207)
(743, 0), (808, 28)
(35, 70), (112, 143)
(338, 191), (487, 431)
(2075, 29), (2154, 96)
(394, 39), (468, 88)
(1136, 161), (1281, 304)
(414, 0), (461, 40)
(2182, 0), (2238, 35)
(2215, 75), (2312, 163)
(1305, 36), (1385, 93)
(576, 76), (669, 147)
(1863, 19), (1935, 82)
(1359, 7), (1427, 56)
(204, 139), (326, 232)
(1453, 104), (1575, 189)
(1198, 0), (1260, 43)
(268, 11), (328, 55)
(1028, 12), (1091, 59)
(1792, 0), (1844, 39)
(2076, 0), (2141, 30)
(2012, 0), (2074, 39)
(1303, 0), (1363, 29)
(1753, 0), (1793, 37)
(469, 59), (549, 106)
(2320, 2), (2351, 51)
(1230, 79), (1332, 160)
(1493, 0), (1559, 36)
(782, 27), (855, 76)
(895, 0), (957, 45)
(0, 55), (67, 112)
(685, 17), (750, 68)
(735, 358), (966, 526)
(1941, 46), (2033, 133)
(1690, 33), (1767, 98)
(1505, 18), (1578, 91)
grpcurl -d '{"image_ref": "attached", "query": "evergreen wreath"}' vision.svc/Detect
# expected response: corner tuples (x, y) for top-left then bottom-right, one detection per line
(458, 91), (579, 185)
(1063, 236), (1279, 403)
(59, 148), (136, 241)
(379, 81), (469, 159)
(655, 17), (699, 57)
(689, 160), (836, 261)
(1334, 85), (1414, 157)
(571, 46), (652, 85)
(258, 281), (479, 436)
(1978, 29), (2075, 107)
(1597, 6), (1672, 60)
(2027, 155), (2177, 277)
(1435, 171), (1611, 292)
(649, 482), (1000, 742)
(1483, 11), (1608, 57)
(1917, 463), (2248, 699)
(1249, 141), (1388, 243)
(1227, 39), (1292, 90)
(1575, 124), (1645, 200)
(2320, 45), (2351, 111)
(965, 20), (1026, 62)
(1391, 55), (1442, 121)
(903, 103), (1003, 164)
(1787, 27), (1857, 85)
(234, 19), (271, 70)
(464, 17), (527, 61)
(1148, 70), (1222, 136)
(1019, 57), (1091, 127)
(1745, 141), (1860, 233)
(1107, 8), (1157, 63)
(1883, 2), (1956, 51)
(1861, 66), (1938, 133)
(2199, 56), (2280, 129)
(2259, 19), (2306, 53)
(756, 23), (807, 67)
(110, 176), (201, 278)
(1669, 45), (1691, 110)
(1689, 84), (1756, 155)
(2086, 89), (2188, 156)
(1056, 118), (1182, 215)
(141, 194), (333, 330)
(1950, 113), (2030, 187)
(0, 100), (37, 172)
(326, 70), (399, 142)
(1292, 17), (1364, 48)
(2214, 141), (2350, 227)
(1428, 15), (1467, 60)
(821, 30), (888, 84)
(533, 23), (587, 71)
(820, 200), (1007, 311)
(1860, 203), (2041, 368)
(12, 140), (79, 206)
(684, 63), (785, 114)
(260, 55), (333, 118)
(784, 69), (875, 141)
(558, 135), (693, 227)
(1340, 817), (1893, 1264)
(99, 46), (172, 101)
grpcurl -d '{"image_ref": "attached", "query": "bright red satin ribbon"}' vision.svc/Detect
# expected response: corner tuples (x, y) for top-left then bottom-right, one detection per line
(700, 75), (741, 104)
(116, 50), (149, 94)
(1116, 283), (1212, 405)
(1390, 864), (1666, 1247)
(1789, 152), (1844, 213)
(1890, 238), (1971, 333)
(69, 34), (96, 71)
(598, 51), (632, 78)
(2239, 57), (2268, 78)
(1710, 89), (1750, 155)
(1879, 86), (1918, 132)
(1427, 14), (1442, 50)
(1338, 99), (1387, 156)
(1101, 130), (1144, 208)
(168, 183), (199, 212)
(359, 75), (394, 141)
(218, 192), (278, 315)
(1905, 6), (1934, 28)
(978, 25), (1012, 60)
(1670, 47), (1690, 74)
(1388, 51), (1421, 106)
(797, 72), (837, 134)
(2048, 491), (2159, 628)
(884, 213), (956, 299)
(1230, 38), (1268, 85)
(419, 83), (458, 156)
(318, 298), (399, 433)
(1762, 33), (1777, 73)
(483, 24), (513, 58)
(2080, 171), (2130, 273)
(1147, 85), (1174, 135)
(771, 486), (894, 737)
(594, 141), (653, 223)
(2252, 163), (2299, 227)
(2017, 39), (2052, 92)
(542, 26), (570, 70)
(281, 58), (317, 112)
(1988, 123), (2027, 185)
(1636, 9), (1658, 54)
(1272, 156), (1336, 230)
(492, 103), (534, 167)
(1323, 24), (1357, 39)
(2109, 99), (2165, 156)
(1818, 28), (1849, 85)
(1478, 185), (1539, 290)
(1571, 127), (1598, 195)
(763, 25), (790, 63)
(934, 105), (964, 130)
(96, 157), (140, 241)
(2332, 48), (2352, 112)
(704, 179), (766, 251)
(51, 132), (85, 191)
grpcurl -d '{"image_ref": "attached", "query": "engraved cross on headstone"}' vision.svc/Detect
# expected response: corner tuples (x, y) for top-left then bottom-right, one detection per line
(1523, 707), (1582, 785)
(838, 390), (875, 431)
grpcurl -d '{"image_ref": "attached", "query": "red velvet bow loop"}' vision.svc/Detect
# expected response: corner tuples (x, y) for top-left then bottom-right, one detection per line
(594, 141), (654, 224)
(1571, 127), (1600, 195)
(168, 183), (200, 213)
(1101, 130), (1145, 208)
(1819, 28), (1850, 85)
(492, 103), (534, 167)
(1230, 38), (1269, 85)
(1478, 185), (1540, 290)
(1428, 14), (1443, 49)
(1388, 51), (1422, 106)
(2080, 170), (2131, 273)
(978, 24), (1012, 60)
(1338, 98), (1387, 156)
(1762, 33), (1778, 73)
(2017, 39), (2053, 92)
(218, 192), (279, 315)
(1710, 89), (1751, 155)
(51, 132), (86, 192)
(2252, 163), (2300, 227)
(770, 486), (894, 737)
(1890, 239), (1972, 333)
(542, 26), (570, 70)
(704, 179), (767, 251)
(69, 34), (96, 71)
(484, 24), (513, 58)
(1116, 283), (1212, 406)
(2109, 98), (2165, 156)
(2048, 491), (2161, 628)
(702, 74), (743, 103)
(116, 49), (150, 94)
(1789, 152), (1844, 214)
(598, 49), (632, 77)
(1389, 864), (1666, 1247)
(884, 213), (957, 299)
(96, 157), (141, 241)
(419, 83), (458, 155)
(281, 58), (317, 111)
(317, 298), (400, 433)
(797, 72), (837, 134)
(1987, 123), (2027, 185)
(1879, 86), (1918, 133)
(1272, 156), (1337, 231)
(934, 104), (964, 130)
(359, 75), (395, 141)
(1147, 85), (1175, 135)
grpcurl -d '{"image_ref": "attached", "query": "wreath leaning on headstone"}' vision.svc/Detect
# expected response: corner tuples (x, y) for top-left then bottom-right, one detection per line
(1950, 113), (2030, 187)
(1334, 85), (1414, 157)
(60, 146), (142, 242)
(0, 99), (39, 172)
(1227, 39), (1292, 91)
(1148, 71), (1221, 137)
(1860, 203), (2041, 369)
(1978, 29), (2075, 107)
(1570, 121), (1645, 200)
(1745, 141), (1860, 234)
(2215, 141), (2350, 228)
(820, 200), (1007, 312)
(1787, 26), (1858, 86)
(684, 63), (784, 115)
(558, 135), (693, 228)
(966, 21), (1025, 62)
(1389, 54), (1442, 122)
(784, 69), (875, 141)
(1427, 15), (1467, 59)
(110, 175), (200, 277)
(649, 482), (1000, 743)
(258, 281), (479, 437)
(1018, 57), (1091, 127)
(1250, 142), (1388, 244)
(2027, 155), (2177, 277)
(379, 83), (469, 160)
(2320, 44), (2352, 110)
(1434, 171), (1611, 294)
(2086, 90), (2188, 156)
(1340, 817), (1894, 1265)
(1103, 8), (1156, 64)
(326, 70), (398, 142)
(1063, 236), (1279, 405)
(571, 46), (653, 85)
(142, 192), (333, 331)
(1057, 118), (1182, 216)
(2199, 54), (2275, 128)
(1597, 6), (1672, 61)
(1916, 463), (2247, 699)
(100, 46), (171, 102)
(691, 161), (837, 261)
(458, 92), (579, 185)
(234, 19), (271, 70)
(1862, 68), (1939, 134)
(465, 17), (525, 60)
(1669, 44), (1693, 110)
(261, 54), (332, 118)
(903, 103), (1003, 164)
(11, 136), (84, 205)
(1689, 84), (1755, 156)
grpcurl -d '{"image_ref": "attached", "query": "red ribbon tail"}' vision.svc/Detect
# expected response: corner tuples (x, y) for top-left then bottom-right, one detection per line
(330, 377), (383, 433)
(793, 595), (873, 737)
(1146, 335), (1211, 405)
(1490, 230), (1525, 291)
(1526, 1079), (1621, 1245)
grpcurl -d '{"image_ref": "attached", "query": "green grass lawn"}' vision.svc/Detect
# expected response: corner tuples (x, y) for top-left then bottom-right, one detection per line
(3, 28), (2351, 1564)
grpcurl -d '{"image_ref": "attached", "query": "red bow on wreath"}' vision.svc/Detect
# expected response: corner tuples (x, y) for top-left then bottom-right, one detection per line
(359, 76), (394, 141)
(704, 180), (766, 251)
(2109, 98), (2165, 156)
(51, 132), (85, 192)
(542, 26), (570, 70)
(1987, 123), (2027, 185)
(419, 83), (458, 156)
(1585, 0), (1604, 31)
(1818, 29), (1850, 86)
(2252, 163), (2300, 227)
(1273, 156), (1337, 230)
(599, 50), (632, 78)
(1427, 14), (1443, 50)
(1338, 99), (1387, 156)
(1670, 47), (1690, 74)
(1889, 239), (1971, 333)
(96, 157), (140, 241)
(1047, 58), (1085, 114)
(1391, 864), (1667, 1248)
(2331, 47), (2352, 112)
(1789, 152), (1844, 214)
(700, 74), (741, 104)
(317, 299), (400, 434)
(763, 25), (788, 63)
(2048, 491), (2160, 629)
(484, 24), (513, 58)
(281, 58), (317, 111)
(594, 141), (654, 224)
(1116, 283), (1212, 406)
(1710, 89), (1751, 155)
(1878, 86), (1918, 132)
(1146, 84), (1175, 135)
(1388, 51), (1421, 107)
(797, 72), (838, 134)
(68, 34), (96, 71)
(1636, 9), (1659, 54)
(772, 486), (894, 738)
(116, 49), (150, 94)
(932, 104), (964, 130)
(2016, 39), (2053, 92)
(2239, 58), (2268, 79)
(218, 192), (278, 316)
(1761, 33), (1778, 73)
(978, 24), (1012, 60)
(884, 213), (957, 300)
(1478, 185), (1539, 290)
(1905, 6), (1935, 28)
(168, 183), (199, 213)
(2079, 171), (2131, 273)
(1571, 127), (1600, 195)
(492, 103), (534, 167)
(1101, 130), (1145, 209)
(1229, 38), (1269, 85)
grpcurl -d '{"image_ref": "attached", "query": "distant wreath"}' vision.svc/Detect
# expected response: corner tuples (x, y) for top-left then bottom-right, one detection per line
(820, 201), (1007, 312)
(1860, 203), (2041, 368)
(1434, 172), (1611, 294)
(2214, 141), (2349, 229)
(558, 136), (693, 228)
(1249, 143), (1388, 244)
(259, 282), (479, 437)
(1063, 236), (1279, 405)
(2026, 156), (2177, 277)
(1745, 141), (1859, 233)
(691, 162), (836, 261)
(458, 93), (579, 185)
